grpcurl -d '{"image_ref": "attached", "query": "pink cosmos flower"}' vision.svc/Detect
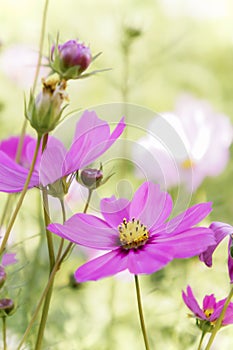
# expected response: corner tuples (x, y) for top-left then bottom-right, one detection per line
(133, 95), (232, 192)
(48, 181), (214, 282)
(200, 222), (233, 283)
(0, 111), (125, 194)
(182, 286), (233, 328)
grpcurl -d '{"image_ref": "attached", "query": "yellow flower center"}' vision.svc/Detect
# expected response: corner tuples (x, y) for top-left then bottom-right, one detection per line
(181, 158), (195, 169)
(204, 308), (214, 318)
(118, 218), (149, 250)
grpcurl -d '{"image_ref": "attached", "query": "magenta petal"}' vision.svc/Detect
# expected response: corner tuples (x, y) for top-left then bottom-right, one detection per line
(154, 227), (215, 258)
(0, 151), (39, 193)
(63, 111), (125, 174)
(222, 302), (233, 325)
(39, 137), (67, 186)
(228, 238), (233, 283)
(0, 135), (36, 168)
(156, 202), (212, 234)
(100, 196), (130, 227)
(48, 213), (119, 250)
(200, 221), (232, 267)
(130, 182), (173, 229)
(75, 249), (128, 282)
(127, 243), (174, 274)
(202, 294), (216, 311)
(182, 286), (206, 319)
(1, 253), (17, 266)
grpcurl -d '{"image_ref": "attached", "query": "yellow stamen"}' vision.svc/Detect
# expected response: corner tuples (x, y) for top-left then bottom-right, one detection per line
(118, 218), (149, 250)
(204, 308), (214, 318)
(181, 158), (195, 169)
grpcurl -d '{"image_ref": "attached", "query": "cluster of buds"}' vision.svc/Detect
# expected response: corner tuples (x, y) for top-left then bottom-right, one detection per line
(26, 73), (68, 135)
(50, 39), (92, 80)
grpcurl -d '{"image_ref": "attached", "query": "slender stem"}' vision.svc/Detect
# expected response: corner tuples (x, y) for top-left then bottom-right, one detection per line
(17, 191), (93, 349)
(15, 0), (49, 163)
(83, 189), (92, 214)
(42, 188), (55, 270)
(134, 275), (150, 350)
(0, 195), (13, 227)
(197, 331), (206, 350)
(0, 135), (42, 256)
(2, 317), (7, 350)
(204, 285), (233, 350)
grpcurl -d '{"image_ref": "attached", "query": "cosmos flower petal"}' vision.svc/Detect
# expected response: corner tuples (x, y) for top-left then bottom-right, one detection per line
(48, 213), (119, 250)
(200, 221), (233, 267)
(63, 111), (125, 173)
(130, 181), (173, 229)
(155, 202), (212, 234)
(39, 137), (67, 186)
(0, 135), (36, 166)
(127, 243), (174, 274)
(182, 286), (206, 319)
(0, 151), (39, 193)
(202, 294), (216, 311)
(151, 227), (215, 258)
(75, 249), (128, 282)
(1, 253), (17, 266)
(100, 196), (130, 228)
(228, 237), (233, 283)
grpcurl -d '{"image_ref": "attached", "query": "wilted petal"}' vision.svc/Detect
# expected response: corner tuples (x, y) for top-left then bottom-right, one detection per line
(75, 249), (128, 282)
(200, 221), (233, 267)
(130, 182), (173, 229)
(100, 196), (130, 228)
(48, 213), (119, 250)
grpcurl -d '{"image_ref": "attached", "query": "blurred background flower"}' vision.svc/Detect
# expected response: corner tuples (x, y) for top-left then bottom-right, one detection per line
(133, 95), (233, 192)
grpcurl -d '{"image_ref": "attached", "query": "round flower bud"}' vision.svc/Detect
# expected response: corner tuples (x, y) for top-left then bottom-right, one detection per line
(0, 266), (6, 289)
(80, 168), (103, 189)
(51, 40), (92, 80)
(0, 298), (14, 316)
(26, 74), (67, 135)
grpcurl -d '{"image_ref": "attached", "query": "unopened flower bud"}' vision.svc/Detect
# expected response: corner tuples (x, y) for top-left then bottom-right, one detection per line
(0, 266), (6, 288)
(51, 40), (92, 80)
(80, 168), (103, 189)
(0, 298), (14, 316)
(26, 73), (67, 135)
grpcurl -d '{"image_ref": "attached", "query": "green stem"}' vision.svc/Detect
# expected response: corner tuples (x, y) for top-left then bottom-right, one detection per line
(0, 196), (13, 227)
(134, 275), (150, 350)
(0, 0), (49, 228)
(15, 0), (49, 163)
(83, 189), (92, 214)
(204, 285), (233, 350)
(0, 135), (42, 256)
(17, 191), (93, 349)
(2, 317), (7, 350)
(197, 331), (206, 350)
(42, 187), (55, 270)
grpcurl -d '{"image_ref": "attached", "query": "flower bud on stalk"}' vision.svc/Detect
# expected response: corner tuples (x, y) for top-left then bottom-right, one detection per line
(0, 298), (14, 317)
(26, 73), (68, 135)
(78, 165), (114, 191)
(50, 40), (92, 80)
